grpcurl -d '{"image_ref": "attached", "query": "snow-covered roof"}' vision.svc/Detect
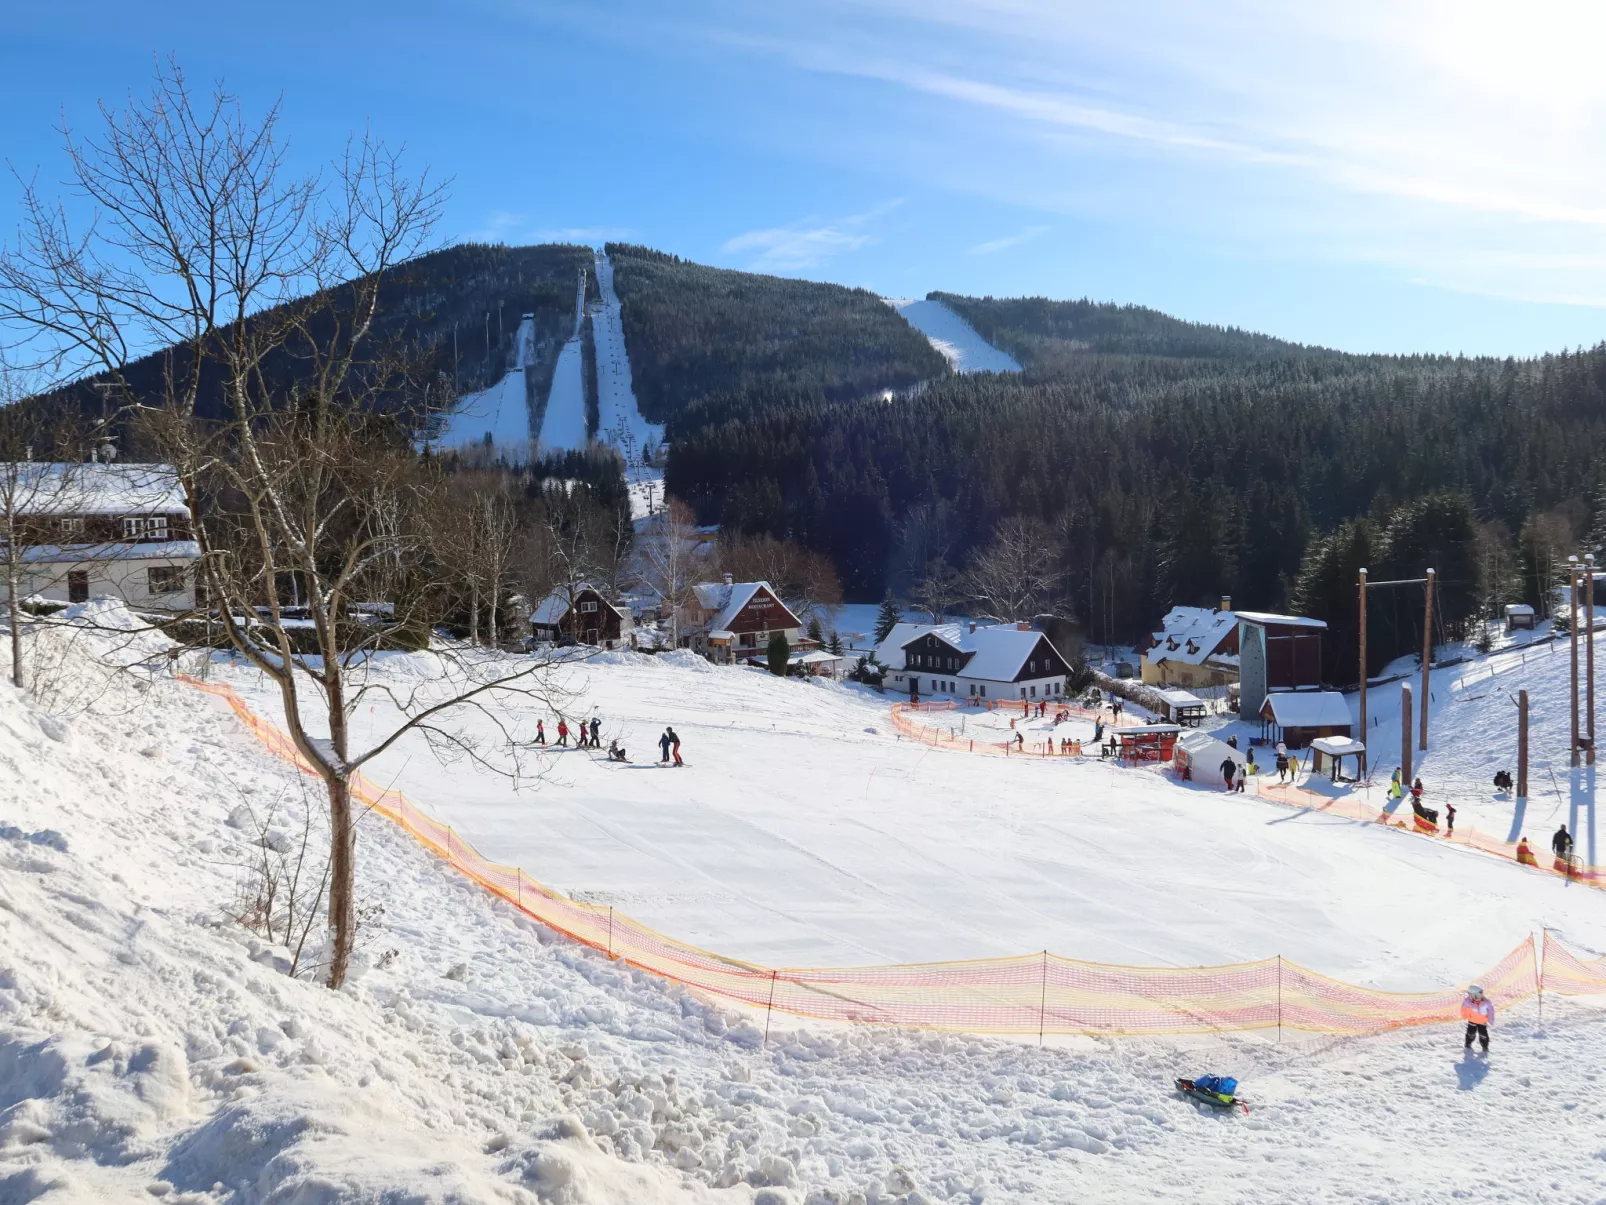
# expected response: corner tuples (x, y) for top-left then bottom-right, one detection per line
(1175, 728), (1243, 762)
(1113, 724), (1182, 737)
(1310, 736), (1366, 757)
(1260, 691), (1350, 728)
(691, 580), (798, 633)
(1505, 604), (1535, 616)
(878, 621), (1060, 683)
(20, 539), (201, 564)
(1156, 688), (1206, 707)
(1145, 607), (1238, 667)
(1235, 611), (1328, 630)
(529, 585), (628, 627)
(4, 462), (188, 516)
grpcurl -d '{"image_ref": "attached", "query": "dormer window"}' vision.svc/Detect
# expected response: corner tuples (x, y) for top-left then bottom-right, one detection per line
(60, 516), (84, 536)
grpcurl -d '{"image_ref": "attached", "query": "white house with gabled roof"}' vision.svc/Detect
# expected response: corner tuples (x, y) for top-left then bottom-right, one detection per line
(876, 620), (1072, 702)
(1, 461), (200, 613)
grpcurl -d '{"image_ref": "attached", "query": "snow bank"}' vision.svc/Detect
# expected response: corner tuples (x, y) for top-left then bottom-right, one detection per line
(9, 623), (1606, 1201)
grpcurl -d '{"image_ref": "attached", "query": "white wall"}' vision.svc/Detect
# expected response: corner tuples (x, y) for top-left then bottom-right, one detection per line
(8, 556), (197, 612)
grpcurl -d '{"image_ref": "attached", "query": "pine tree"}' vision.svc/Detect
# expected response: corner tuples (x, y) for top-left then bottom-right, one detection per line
(828, 630), (843, 655)
(766, 631), (791, 677)
(873, 592), (902, 643)
(807, 613), (824, 644)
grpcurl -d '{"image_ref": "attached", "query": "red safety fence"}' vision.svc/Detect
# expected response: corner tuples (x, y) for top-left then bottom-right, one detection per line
(182, 675), (1606, 1036)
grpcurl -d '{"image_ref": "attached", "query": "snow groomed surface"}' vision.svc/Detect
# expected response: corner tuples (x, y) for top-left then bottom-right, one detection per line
(885, 297), (1022, 373)
(434, 314), (536, 460)
(185, 675), (1606, 1037)
(537, 269), (589, 452)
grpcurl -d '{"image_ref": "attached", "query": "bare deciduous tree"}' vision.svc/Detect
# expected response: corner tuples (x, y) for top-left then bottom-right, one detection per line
(717, 531), (842, 622)
(641, 497), (699, 646)
(0, 65), (568, 989)
(964, 516), (1062, 621)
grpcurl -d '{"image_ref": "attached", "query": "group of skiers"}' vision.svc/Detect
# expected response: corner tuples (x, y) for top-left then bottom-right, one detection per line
(534, 715), (605, 749)
(528, 714), (684, 767)
(1216, 741), (1301, 792)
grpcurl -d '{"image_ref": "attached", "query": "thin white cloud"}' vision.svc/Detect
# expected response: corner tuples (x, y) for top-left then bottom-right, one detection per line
(467, 212), (636, 245)
(722, 200), (903, 270)
(970, 225), (1050, 255)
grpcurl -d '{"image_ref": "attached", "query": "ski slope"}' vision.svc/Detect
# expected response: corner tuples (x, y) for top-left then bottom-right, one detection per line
(218, 649), (1606, 989)
(885, 297), (1021, 373)
(435, 314), (535, 460)
(538, 270), (590, 452)
(9, 608), (1606, 1203)
(593, 251), (664, 468)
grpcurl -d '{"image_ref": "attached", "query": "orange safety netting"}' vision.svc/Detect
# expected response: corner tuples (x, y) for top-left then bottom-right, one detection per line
(890, 699), (1132, 758)
(183, 675), (1601, 1036)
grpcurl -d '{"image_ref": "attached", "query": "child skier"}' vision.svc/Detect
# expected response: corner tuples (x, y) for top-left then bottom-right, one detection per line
(658, 730), (672, 763)
(534, 719), (546, 745)
(557, 719), (569, 747)
(1461, 984), (1493, 1052)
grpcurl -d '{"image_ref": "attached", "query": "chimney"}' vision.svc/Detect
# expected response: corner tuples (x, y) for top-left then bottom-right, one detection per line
(969, 621), (977, 635)
(723, 572), (733, 587)
(1219, 594), (1232, 613)
(1017, 622), (1031, 632)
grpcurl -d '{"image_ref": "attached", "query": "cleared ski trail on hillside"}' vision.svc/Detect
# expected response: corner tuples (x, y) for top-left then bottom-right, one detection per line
(435, 313), (535, 459)
(886, 296), (1021, 373)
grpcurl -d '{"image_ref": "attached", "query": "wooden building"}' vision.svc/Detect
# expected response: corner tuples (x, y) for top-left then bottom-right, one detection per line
(1236, 611), (1327, 718)
(1138, 596), (1239, 688)
(1257, 690), (1351, 749)
(529, 585), (635, 650)
(679, 575), (804, 665)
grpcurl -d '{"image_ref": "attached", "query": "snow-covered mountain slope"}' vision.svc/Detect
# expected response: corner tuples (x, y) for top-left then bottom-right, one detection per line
(593, 251), (664, 469)
(215, 650), (1606, 990)
(538, 271), (590, 453)
(884, 299), (1021, 374)
(436, 314), (537, 462)
(9, 617), (1606, 1203)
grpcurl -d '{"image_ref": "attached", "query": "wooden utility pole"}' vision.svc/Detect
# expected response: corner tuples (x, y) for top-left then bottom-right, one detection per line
(1358, 567), (1369, 741)
(1401, 682), (1413, 785)
(1518, 688), (1529, 799)
(1588, 553), (1597, 766)
(1420, 567), (1435, 751)
(1571, 556), (1581, 767)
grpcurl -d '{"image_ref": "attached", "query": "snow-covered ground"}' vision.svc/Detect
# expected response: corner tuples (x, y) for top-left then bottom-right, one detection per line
(216, 648), (1606, 990)
(435, 315), (536, 461)
(10, 614), (1606, 1203)
(592, 252), (664, 470)
(884, 299), (1021, 374)
(538, 272), (590, 453)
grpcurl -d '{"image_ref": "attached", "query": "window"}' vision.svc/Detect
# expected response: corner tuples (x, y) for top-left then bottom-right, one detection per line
(123, 515), (170, 540)
(979, 685), (986, 697)
(60, 516), (84, 536)
(580, 600), (599, 613)
(148, 566), (186, 595)
(68, 570), (89, 603)
(1031, 685), (1037, 697)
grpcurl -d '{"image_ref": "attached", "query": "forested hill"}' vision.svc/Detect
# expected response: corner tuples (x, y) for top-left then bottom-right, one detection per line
(46, 242), (592, 435)
(933, 292), (1333, 377)
(605, 243), (948, 436)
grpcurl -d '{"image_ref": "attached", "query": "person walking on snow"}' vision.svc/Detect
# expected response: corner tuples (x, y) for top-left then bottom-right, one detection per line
(1274, 750), (1289, 783)
(1234, 762), (1247, 793)
(1387, 769), (1403, 802)
(556, 719), (569, 747)
(659, 729), (672, 763)
(590, 715), (602, 748)
(1553, 823), (1574, 864)
(668, 726), (683, 766)
(576, 719), (588, 747)
(1461, 984), (1493, 1052)
(1445, 802), (1456, 837)
(1220, 756), (1237, 791)
(534, 719), (546, 746)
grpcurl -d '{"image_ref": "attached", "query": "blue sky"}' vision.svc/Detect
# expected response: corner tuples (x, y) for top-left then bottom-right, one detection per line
(5, 0), (1606, 356)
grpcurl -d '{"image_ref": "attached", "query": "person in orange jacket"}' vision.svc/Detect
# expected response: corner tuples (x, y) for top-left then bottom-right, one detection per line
(1516, 836), (1538, 866)
(1461, 984), (1493, 1052)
